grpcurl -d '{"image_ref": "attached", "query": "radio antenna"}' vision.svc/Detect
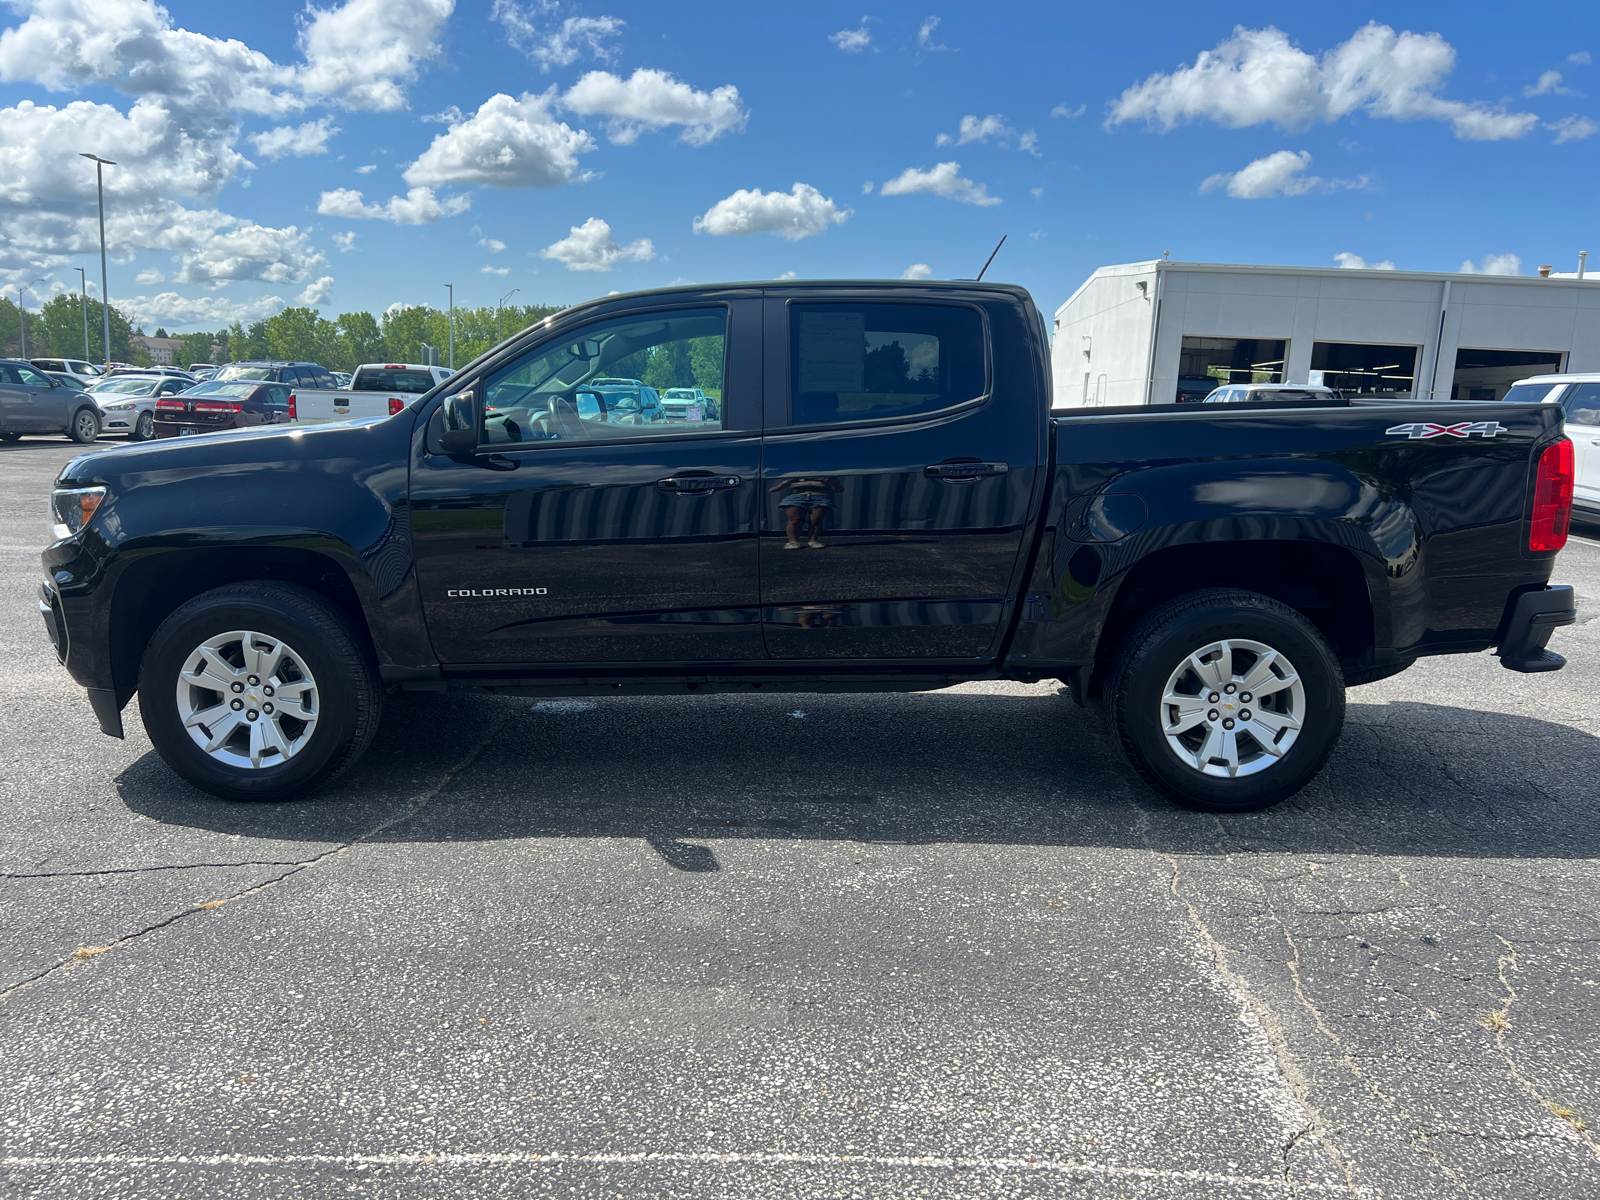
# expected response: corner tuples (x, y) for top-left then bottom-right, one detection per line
(975, 234), (1007, 282)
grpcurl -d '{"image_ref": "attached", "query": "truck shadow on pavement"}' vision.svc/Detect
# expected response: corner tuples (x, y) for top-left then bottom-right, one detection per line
(113, 687), (1600, 869)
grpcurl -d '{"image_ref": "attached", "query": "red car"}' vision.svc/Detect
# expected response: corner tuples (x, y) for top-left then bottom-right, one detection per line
(153, 381), (293, 438)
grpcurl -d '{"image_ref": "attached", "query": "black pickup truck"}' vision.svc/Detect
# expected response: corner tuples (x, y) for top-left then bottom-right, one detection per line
(39, 281), (1578, 812)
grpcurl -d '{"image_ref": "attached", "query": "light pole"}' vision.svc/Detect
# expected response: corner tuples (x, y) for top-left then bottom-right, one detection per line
(74, 267), (89, 359)
(444, 283), (454, 368)
(497, 287), (519, 341)
(18, 277), (45, 359)
(80, 153), (115, 367)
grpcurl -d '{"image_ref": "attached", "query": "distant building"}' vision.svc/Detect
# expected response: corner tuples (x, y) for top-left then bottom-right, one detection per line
(1053, 260), (1600, 407)
(131, 334), (185, 365)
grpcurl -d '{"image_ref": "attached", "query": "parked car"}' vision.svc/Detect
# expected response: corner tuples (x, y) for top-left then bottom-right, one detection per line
(39, 280), (1578, 814)
(187, 363), (217, 376)
(1174, 375), (1219, 403)
(152, 380), (292, 438)
(109, 365), (195, 382)
(590, 376), (644, 387)
(89, 373), (194, 440)
(43, 372), (89, 392)
(0, 359), (102, 442)
(1204, 383), (1339, 404)
(594, 384), (666, 424)
(213, 361), (338, 390)
(332, 372), (352, 388)
(660, 386), (720, 421)
(1503, 373), (1600, 519)
(290, 362), (456, 425)
(30, 358), (105, 386)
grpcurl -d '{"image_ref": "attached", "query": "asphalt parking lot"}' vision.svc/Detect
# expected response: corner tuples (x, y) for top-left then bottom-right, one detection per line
(2, 436), (1598, 1199)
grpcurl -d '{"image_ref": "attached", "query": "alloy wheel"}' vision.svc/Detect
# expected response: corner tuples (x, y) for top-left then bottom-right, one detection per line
(174, 630), (320, 770)
(1158, 638), (1305, 778)
(74, 410), (98, 441)
(135, 411), (155, 440)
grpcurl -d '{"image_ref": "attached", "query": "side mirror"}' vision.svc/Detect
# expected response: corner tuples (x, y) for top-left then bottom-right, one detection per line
(568, 339), (600, 362)
(439, 387), (481, 454)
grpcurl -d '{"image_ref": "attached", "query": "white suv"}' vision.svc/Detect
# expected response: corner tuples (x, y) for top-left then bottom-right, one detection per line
(30, 357), (104, 385)
(1503, 374), (1600, 519)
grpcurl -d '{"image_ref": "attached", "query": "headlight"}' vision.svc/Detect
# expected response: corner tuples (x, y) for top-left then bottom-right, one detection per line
(101, 401), (137, 412)
(51, 487), (106, 540)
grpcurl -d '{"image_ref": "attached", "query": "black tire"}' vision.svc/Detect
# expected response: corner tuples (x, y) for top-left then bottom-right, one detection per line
(1105, 588), (1345, 813)
(132, 411), (155, 441)
(139, 582), (383, 801)
(67, 406), (99, 444)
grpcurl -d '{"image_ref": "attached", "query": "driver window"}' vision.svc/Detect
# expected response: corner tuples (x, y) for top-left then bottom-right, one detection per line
(1565, 383), (1600, 427)
(16, 365), (50, 387)
(481, 307), (726, 444)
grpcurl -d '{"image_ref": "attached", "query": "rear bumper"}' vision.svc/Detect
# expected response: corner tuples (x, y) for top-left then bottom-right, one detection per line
(1497, 585), (1577, 673)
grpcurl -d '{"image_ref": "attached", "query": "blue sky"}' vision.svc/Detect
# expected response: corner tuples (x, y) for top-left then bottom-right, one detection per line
(0, 1), (1595, 331)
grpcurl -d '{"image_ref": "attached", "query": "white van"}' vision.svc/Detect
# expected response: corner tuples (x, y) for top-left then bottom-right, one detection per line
(1503, 374), (1600, 519)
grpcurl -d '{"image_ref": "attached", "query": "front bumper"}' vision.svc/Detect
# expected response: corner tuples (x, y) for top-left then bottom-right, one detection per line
(1497, 585), (1577, 673)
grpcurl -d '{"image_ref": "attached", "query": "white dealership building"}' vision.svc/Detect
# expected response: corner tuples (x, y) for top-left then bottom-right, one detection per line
(1052, 259), (1600, 408)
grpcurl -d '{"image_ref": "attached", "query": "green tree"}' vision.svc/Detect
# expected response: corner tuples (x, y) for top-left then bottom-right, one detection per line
(178, 331), (216, 367)
(32, 294), (134, 362)
(154, 327), (168, 338)
(226, 320), (270, 362)
(334, 310), (384, 371)
(689, 336), (723, 395)
(642, 339), (693, 391)
(0, 297), (20, 359)
(381, 304), (450, 365)
(264, 307), (339, 365)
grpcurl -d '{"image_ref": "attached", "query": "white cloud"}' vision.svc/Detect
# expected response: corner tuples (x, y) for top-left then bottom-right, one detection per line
(830, 25), (872, 53)
(692, 182), (851, 240)
(1549, 114), (1599, 143)
(251, 117), (338, 160)
(1572, 51), (1593, 65)
(296, 275), (335, 304)
(403, 92), (595, 188)
(1524, 69), (1572, 97)
(332, 231), (357, 251)
(774, 270), (797, 280)
(1108, 23), (1540, 142)
(562, 68), (747, 145)
(1199, 149), (1369, 199)
(1051, 103), (1086, 119)
(1459, 253), (1522, 275)
(538, 217), (653, 271)
(135, 268), (165, 284)
(318, 185), (470, 224)
(901, 263), (932, 279)
(354, 163), (376, 174)
(862, 181), (874, 194)
(422, 105), (464, 124)
(121, 290), (286, 329)
(1030, 186), (1044, 198)
(917, 16), (947, 52)
(492, 2), (623, 72)
(1018, 130), (1039, 156)
(938, 113), (1014, 147)
(480, 264), (510, 276)
(879, 161), (1000, 206)
(480, 237), (506, 252)
(294, 0), (454, 113)
(1333, 252), (1395, 270)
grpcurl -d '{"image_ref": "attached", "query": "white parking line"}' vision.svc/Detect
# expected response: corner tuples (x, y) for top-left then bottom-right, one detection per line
(0, 1150), (1376, 1195)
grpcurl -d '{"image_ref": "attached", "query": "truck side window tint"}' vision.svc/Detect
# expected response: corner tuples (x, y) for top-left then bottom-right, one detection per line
(479, 307), (727, 445)
(1565, 383), (1600, 426)
(788, 302), (986, 426)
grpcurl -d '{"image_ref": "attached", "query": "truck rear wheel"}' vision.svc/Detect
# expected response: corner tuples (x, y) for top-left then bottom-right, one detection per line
(139, 582), (382, 801)
(1104, 589), (1345, 813)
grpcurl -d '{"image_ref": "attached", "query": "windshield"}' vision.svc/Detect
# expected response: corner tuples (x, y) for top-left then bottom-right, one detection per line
(93, 378), (161, 394)
(189, 382), (258, 399)
(663, 389), (696, 399)
(599, 388), (643, 409)
(214, 365), (275, 381)
(354, 367), (435, 393)
(1502, 382), (1565, 405)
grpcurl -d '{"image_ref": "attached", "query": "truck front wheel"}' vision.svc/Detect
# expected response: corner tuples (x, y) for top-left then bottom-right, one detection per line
(1104, 589), (1345, 813)
(139, 582), (383, 801)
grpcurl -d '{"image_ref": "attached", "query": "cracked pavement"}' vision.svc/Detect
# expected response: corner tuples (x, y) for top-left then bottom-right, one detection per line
(2, 439), (1599, 1198)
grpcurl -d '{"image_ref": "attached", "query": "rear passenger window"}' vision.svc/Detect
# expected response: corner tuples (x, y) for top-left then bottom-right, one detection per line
(788, 302), (986, 426)
(1565, 383), (1600, 426)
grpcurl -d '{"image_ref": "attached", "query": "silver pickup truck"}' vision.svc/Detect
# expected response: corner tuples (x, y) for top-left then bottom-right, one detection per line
(292, 363), (454, 425)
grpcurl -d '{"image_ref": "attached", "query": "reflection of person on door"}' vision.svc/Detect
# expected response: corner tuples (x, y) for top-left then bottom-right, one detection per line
(770, 475), (843, 549)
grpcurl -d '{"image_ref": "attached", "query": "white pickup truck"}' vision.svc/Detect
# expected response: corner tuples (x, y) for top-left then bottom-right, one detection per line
(291, 363), (454, 425)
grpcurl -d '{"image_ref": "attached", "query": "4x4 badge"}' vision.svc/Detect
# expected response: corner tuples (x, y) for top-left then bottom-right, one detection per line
(1385, 421), (1508, 440)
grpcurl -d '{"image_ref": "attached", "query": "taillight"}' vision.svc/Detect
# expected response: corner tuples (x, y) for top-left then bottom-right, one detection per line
(192, 401), (243, 414)
(1529, 438), (1575, 552)
(155, 399), (187, 413)
(287, 393), (297, 420)
(388, 396), (405, 416)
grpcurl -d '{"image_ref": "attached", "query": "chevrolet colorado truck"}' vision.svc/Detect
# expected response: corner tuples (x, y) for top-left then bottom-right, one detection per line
(39, 281), (1579, 812)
